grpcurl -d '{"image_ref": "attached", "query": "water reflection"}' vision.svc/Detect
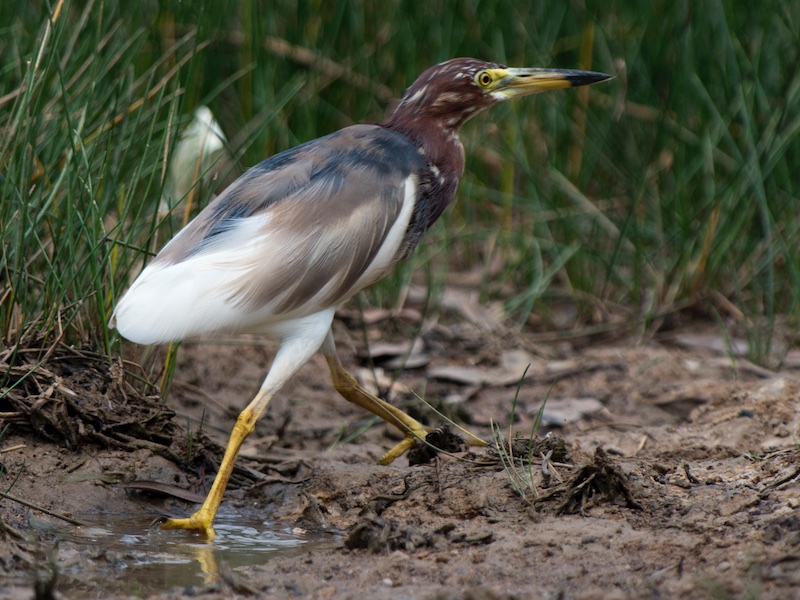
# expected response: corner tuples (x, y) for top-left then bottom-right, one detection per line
(55, 510), (327, 595)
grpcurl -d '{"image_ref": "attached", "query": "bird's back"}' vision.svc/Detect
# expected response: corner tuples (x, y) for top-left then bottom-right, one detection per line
(111, 125), (429, 344)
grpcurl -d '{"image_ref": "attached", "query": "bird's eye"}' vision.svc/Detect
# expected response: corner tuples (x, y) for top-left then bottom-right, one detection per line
(476, 71), (493, 87)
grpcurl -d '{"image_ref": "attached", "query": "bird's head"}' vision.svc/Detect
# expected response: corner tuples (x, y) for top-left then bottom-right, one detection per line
(385, 57), (612, 132)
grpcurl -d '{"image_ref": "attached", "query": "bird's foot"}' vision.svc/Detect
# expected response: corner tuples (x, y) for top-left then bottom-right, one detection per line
(379, 426), (430, 465)
(160, 510), (217, 539)
(379, 422), (490, 465)
(466, 434), (489, 448)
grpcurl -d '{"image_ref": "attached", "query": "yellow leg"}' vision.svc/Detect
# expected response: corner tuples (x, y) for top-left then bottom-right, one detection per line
(161, 313), (335, 538)
(161, 404), (261, 539)
(325, 351), (427, 464)
(321, 332), (486, 464)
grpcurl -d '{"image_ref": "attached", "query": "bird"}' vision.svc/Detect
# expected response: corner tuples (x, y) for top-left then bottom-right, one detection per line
(111, 58), (611, 538)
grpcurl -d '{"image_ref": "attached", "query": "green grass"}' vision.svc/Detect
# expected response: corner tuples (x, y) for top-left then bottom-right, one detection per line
(1, 1), (799, 371)
(491, 365), (547, 504)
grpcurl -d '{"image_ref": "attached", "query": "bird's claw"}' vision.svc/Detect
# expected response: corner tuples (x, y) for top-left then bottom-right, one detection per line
(160, 512), (217, 539)
(379, 428), (430, 465)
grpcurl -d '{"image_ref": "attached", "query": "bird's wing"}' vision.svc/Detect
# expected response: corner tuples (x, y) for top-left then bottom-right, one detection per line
(112, 125), (424, 344)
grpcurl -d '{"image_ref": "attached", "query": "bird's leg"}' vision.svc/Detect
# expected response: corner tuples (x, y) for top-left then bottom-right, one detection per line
(161, 393), (267, 539)
(325, 349), (427, 465)
(162, 314), (333, 538)
(321, 331), (486, 465)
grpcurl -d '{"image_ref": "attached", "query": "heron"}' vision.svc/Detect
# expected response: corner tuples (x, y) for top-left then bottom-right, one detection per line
(111, 58), (611, 538)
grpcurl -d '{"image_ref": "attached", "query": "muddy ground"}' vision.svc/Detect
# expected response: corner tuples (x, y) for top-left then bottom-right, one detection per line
(1, 296), (799, 599)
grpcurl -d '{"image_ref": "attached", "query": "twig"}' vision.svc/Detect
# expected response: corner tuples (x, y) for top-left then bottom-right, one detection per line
(259, 35), (394, 102)
(0, 444), (26, 454)
(0, 491), (88, 527)
(683, 463), (701, 485)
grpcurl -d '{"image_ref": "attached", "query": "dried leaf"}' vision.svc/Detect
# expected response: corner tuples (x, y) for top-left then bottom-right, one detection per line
(537, 397), (604, 426)
(440, 287), (507, 331)
(428, 349), (536, 387)
(356, 367), (411, 397)
(121, 480), (206, 504)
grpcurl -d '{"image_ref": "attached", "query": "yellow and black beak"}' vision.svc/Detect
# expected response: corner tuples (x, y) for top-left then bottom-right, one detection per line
(480, 67), (612, 99)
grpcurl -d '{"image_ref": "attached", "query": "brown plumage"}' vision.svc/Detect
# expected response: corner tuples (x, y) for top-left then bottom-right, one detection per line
(111, 58), (611, 538)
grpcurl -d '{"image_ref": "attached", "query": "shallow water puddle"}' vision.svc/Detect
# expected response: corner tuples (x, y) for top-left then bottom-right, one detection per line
(46, 511), (329, 596)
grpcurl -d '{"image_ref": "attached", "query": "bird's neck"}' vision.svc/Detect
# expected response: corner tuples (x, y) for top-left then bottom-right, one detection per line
(382, 114), (466, 186)
(382, 114), (466, 245)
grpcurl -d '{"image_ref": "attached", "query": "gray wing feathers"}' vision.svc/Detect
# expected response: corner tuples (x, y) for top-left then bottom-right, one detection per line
(153, 124), (422, 316)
